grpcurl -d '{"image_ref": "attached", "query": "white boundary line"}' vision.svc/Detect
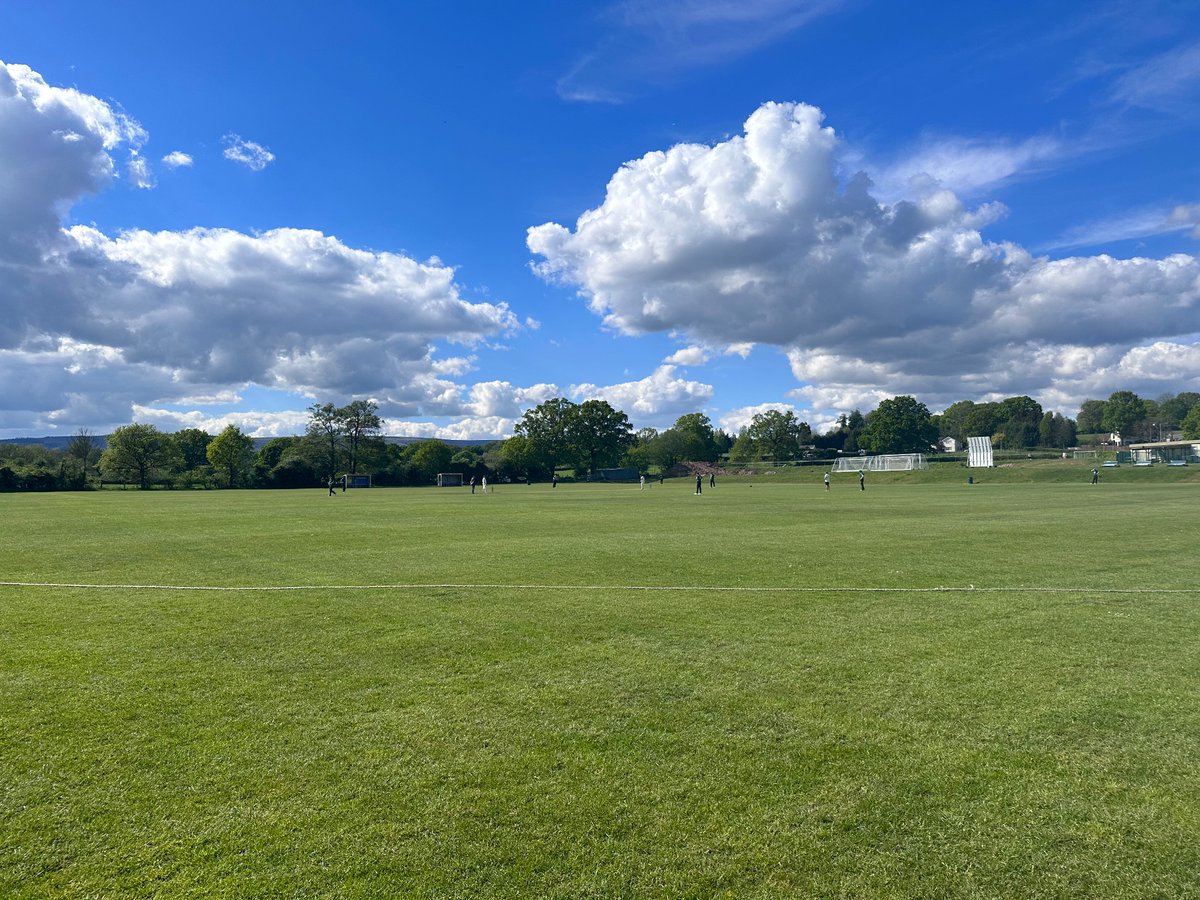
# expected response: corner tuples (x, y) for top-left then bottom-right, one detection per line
(0, 581), (1196, 595)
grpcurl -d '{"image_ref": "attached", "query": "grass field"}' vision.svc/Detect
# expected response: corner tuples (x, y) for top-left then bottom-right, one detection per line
(3, 470), (1200, 897)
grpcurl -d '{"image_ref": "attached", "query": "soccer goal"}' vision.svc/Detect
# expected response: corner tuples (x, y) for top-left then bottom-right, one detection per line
(436, 473), (464, 487)
(832, 454), (928, 473)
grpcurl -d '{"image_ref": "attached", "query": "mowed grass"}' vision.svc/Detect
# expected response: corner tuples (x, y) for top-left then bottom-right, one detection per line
(3, 476), (1200, 897)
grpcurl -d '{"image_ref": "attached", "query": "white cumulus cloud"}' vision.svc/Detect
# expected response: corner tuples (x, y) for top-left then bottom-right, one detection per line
(664, 345), (709, 366)
(718, 401), (804, 434)
(0, 61), (521, 437)
(529, 100), (1200, 419)
(570, 364), (713, 426)
(467, 380), (561, 418)
(131, 405), (311, 438)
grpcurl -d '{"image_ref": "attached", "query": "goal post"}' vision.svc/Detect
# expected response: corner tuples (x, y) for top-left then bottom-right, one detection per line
(436, 473), (464, 487)
(832, 454), (928, 473)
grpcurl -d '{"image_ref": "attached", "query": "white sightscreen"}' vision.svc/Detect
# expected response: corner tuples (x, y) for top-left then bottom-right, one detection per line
(967, 436), (993, 468)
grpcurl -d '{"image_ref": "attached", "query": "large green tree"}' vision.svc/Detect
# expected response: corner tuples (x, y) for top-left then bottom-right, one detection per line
(1181, 404), (1200, 440)
(254, 437), (298, 485)
(651, 428), (691, 471)
(567, 399), (634, 475)
(65, 428), (99, 486)
(174, 428), (214, 472)
(622, 427), (658, 474)
(1076, 399), (1106, 435)
(1156, 392), (1200, 433)
(668, 413), (720, 463)
(449, 446), (490, 481)
(100, 423), (181, 488)
(306, 402), (344, 478)
(1038, 412), (1077, 449)
(935, 401), (976, 445)
(207, 425), (256, 487)
(408, 440), (453, 484)
(727, 430), (758, 463)
(303, 400), (384, 477)
(860, 396), (937, 454)
(745, 410), (810, 460)
(1101, 391), (1147, 441)
(841, 410), (865, 454)
(340, 399), (384, 474)
(497, 434), (550, 481)
(512, 397), (577, 474)
(961, 402), (1002, 439)
(997, 396), (1043, 449)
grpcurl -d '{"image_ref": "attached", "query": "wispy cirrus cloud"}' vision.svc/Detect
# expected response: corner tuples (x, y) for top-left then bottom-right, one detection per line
(876, 134), (1067, 201)
(222, 133), (275, 170)
(1040, 202), (1200, 252)
(557, 0), (846, 102)
(126, 151), (154, 189)
(1109, 40), (1200, 113)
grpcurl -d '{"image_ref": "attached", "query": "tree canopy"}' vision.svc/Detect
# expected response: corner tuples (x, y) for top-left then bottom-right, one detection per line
(745, 410), (810, 460)
(860, 395), (937, 454)
(567, 399), (634, 475)
(207, 425), (255, 487)
(1181, 405), (1200, 440)
(100, 423), (181, 488)
(510, 397), (632, 477)
(305, 400), (385, 476)
(1101, 391), (1148, 441)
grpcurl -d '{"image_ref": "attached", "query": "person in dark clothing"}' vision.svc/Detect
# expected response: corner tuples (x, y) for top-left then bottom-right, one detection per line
(1091, 468), (1099, 484)
(695, 474), (703, 495)
(328, 477), (337, 496)
(709, 473), (715, 488)
(859, 470), (865, 491)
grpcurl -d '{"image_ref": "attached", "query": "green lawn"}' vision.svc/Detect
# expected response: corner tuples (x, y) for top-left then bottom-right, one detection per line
(3, 475), (1199, 897)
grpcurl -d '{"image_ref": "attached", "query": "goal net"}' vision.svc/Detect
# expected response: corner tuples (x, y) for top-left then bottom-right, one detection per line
(436, 473), (464, 487)
(832, 454), (928, 472)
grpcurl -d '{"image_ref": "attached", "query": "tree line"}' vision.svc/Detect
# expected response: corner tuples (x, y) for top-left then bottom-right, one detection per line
(0, 402), (498, 492)
(1074, 391), (1200, 443)
(4, 390), (1199, 492)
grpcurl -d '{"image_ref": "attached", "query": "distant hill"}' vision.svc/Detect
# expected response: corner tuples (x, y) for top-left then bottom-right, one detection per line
(1, 434), (500, 452)
(0, 436), (91, 451)
(379, 436), (498, 449)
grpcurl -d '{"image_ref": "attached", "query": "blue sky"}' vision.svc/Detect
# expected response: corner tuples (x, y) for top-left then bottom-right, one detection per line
(1, 0), (1198, 440)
